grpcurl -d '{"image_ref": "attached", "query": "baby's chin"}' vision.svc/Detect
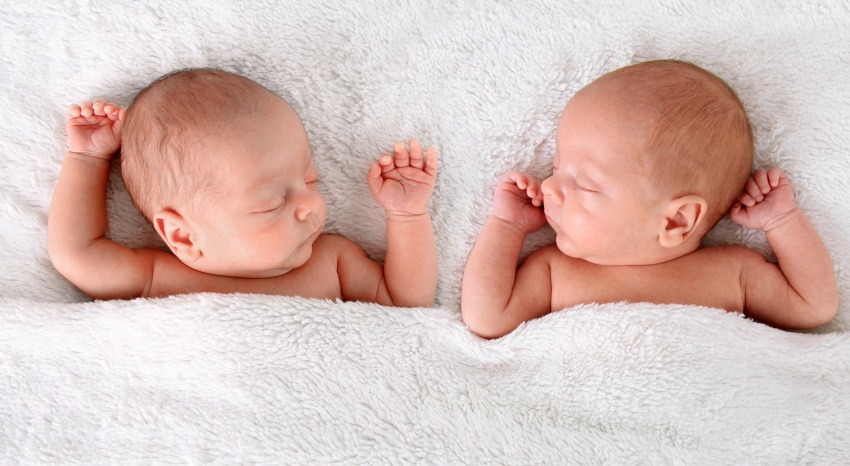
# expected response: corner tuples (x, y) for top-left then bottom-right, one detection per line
(191, 245), (313, 279)
(555, 236), (673, 266)
(185, 261), (292, 279)
(554, 234), (582, 259)
(554, 235), (618, 265)
(274, 227), (324, 273)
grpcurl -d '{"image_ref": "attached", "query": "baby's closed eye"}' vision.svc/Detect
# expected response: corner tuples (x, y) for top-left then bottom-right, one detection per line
(572, 178), (598, 193)
(253, 200), (285, 214)
(259, 205), (283, 214)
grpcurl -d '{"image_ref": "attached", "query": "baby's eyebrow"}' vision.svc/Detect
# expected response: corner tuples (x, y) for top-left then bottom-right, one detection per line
(245, 174), (285, 199)
(555, 150), (605, 181)
(250, 189), (284, 207)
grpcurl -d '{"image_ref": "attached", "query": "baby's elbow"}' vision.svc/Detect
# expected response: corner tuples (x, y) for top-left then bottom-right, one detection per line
(47, 243), (77, 284)
(413, 293), (436, 308)
(461, 312), (511, 340)
(806, 299), (839, 329)
(385, 292), (434, 309)
(793, 296), (839, 329)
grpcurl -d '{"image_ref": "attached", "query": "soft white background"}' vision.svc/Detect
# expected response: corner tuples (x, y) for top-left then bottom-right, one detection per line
(1, 0), (849, 462)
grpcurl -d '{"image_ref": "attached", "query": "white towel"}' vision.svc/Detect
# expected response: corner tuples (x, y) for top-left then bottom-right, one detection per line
(1, 0), (849, 462)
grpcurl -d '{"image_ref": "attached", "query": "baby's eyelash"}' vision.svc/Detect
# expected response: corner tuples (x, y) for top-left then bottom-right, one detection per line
(258, 203), (284, 214)
(572, 179), (597, 193)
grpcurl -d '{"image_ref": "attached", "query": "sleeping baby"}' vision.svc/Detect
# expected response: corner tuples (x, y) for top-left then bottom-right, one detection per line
(462, 59), (838, 337)
(48, 68), (438, 307)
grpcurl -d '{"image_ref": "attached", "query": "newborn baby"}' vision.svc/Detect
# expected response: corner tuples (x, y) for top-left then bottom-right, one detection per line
(49, 68), (438, 307)
(462, 60), (838, 337)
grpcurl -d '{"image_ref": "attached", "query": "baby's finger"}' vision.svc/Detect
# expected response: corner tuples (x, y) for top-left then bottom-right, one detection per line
(393, 141), (410, 168)
(112, 111), (125, 134)
(530, 178), (545, 205)
(515, 173), (528, 190)
(530, 191), (544, 207)
(103, 102), (121, 117)
(754, 169), (770, 193)
(67, 104), (82, 118)
(378, 153), (394, 173)
(409, 138), (424, 169)
(526, 178), (540, 199)
(767, 167), (783, 187)
(400, 168), (439, 186)
(92, 98), (107, 116)
(739, 193), (756, 207)
(501, 171), (522, 187)
(745, 178), (762, 201)
(79, 101), (94, 118)
(424, 146), (438, 177)
(728, 201), (745, 218)
(366, 162), (384, 194)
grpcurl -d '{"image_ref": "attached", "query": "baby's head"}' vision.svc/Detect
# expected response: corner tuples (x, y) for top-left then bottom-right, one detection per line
(541, 60), (753, 265)
(121, 68), (326, 278)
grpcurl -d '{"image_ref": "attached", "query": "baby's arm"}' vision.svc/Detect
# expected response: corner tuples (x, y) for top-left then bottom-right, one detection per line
(730, 168), (839, 328)
(339, 139), (437, 307)
(461, 172), (553, 339)
(48, 99), (155, 299)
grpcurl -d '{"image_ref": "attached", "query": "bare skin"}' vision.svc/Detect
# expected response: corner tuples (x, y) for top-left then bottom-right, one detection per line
(48, 99), (438, 306)
(461, 87), (838, 338)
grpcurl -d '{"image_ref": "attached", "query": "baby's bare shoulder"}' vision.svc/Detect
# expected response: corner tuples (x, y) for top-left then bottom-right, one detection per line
(314, 233), (364, 255)
(688, 245), (765, 267)
(527, 244), (570, 263)
(532, 244), (591, 270)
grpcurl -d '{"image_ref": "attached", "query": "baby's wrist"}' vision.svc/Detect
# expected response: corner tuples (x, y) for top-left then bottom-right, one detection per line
(67, 150), (114, 162)
(489, 214), (528, 236)
(386, 211), (431, 223)
(762, 207), (803, 233)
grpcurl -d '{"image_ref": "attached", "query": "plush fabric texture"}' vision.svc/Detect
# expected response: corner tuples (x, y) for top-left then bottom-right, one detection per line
(1, 0), (849, 463)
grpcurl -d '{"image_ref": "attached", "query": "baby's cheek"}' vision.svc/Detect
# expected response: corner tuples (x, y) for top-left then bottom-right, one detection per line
(571, 214), (608, 246)
(563, 210), (589, 231)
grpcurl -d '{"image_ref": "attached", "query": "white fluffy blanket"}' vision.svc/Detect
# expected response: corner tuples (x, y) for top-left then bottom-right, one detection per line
(1, 0), (849, 462)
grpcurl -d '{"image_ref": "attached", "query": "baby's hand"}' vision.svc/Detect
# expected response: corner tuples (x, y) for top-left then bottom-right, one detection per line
(729, 168), (799, 232)
(491, 171), (546, 234)
(367, 138), (438, 218)
(67, 99), (124, 159)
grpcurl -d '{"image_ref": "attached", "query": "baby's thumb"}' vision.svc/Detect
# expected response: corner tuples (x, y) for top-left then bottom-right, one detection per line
(366, 162), (382, 194)
(112, 108), (125, 138)
(728, 203), (747, 224)
(113, 118), (124, 138)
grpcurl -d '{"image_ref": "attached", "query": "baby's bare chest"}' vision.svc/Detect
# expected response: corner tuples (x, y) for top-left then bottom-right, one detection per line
(549, 249), (745, 312)
(269, 253), (343, 300)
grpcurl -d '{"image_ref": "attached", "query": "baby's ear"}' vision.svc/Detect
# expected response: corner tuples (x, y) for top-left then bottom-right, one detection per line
(152, 209), (201, 263)
(658, 195), (707, 248)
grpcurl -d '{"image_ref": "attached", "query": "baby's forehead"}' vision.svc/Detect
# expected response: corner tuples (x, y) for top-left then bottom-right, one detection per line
(219, 132), (314, 180)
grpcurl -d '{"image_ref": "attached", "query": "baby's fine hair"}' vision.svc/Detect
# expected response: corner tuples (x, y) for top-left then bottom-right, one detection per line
(121, 68), (280, 221)
(592, 60), (754, 232)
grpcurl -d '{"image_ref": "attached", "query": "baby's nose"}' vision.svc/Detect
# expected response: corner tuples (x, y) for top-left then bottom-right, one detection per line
(295, 193), (323, 222)
(295, 204), (314, 222)
(541, 177), (563, 204)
